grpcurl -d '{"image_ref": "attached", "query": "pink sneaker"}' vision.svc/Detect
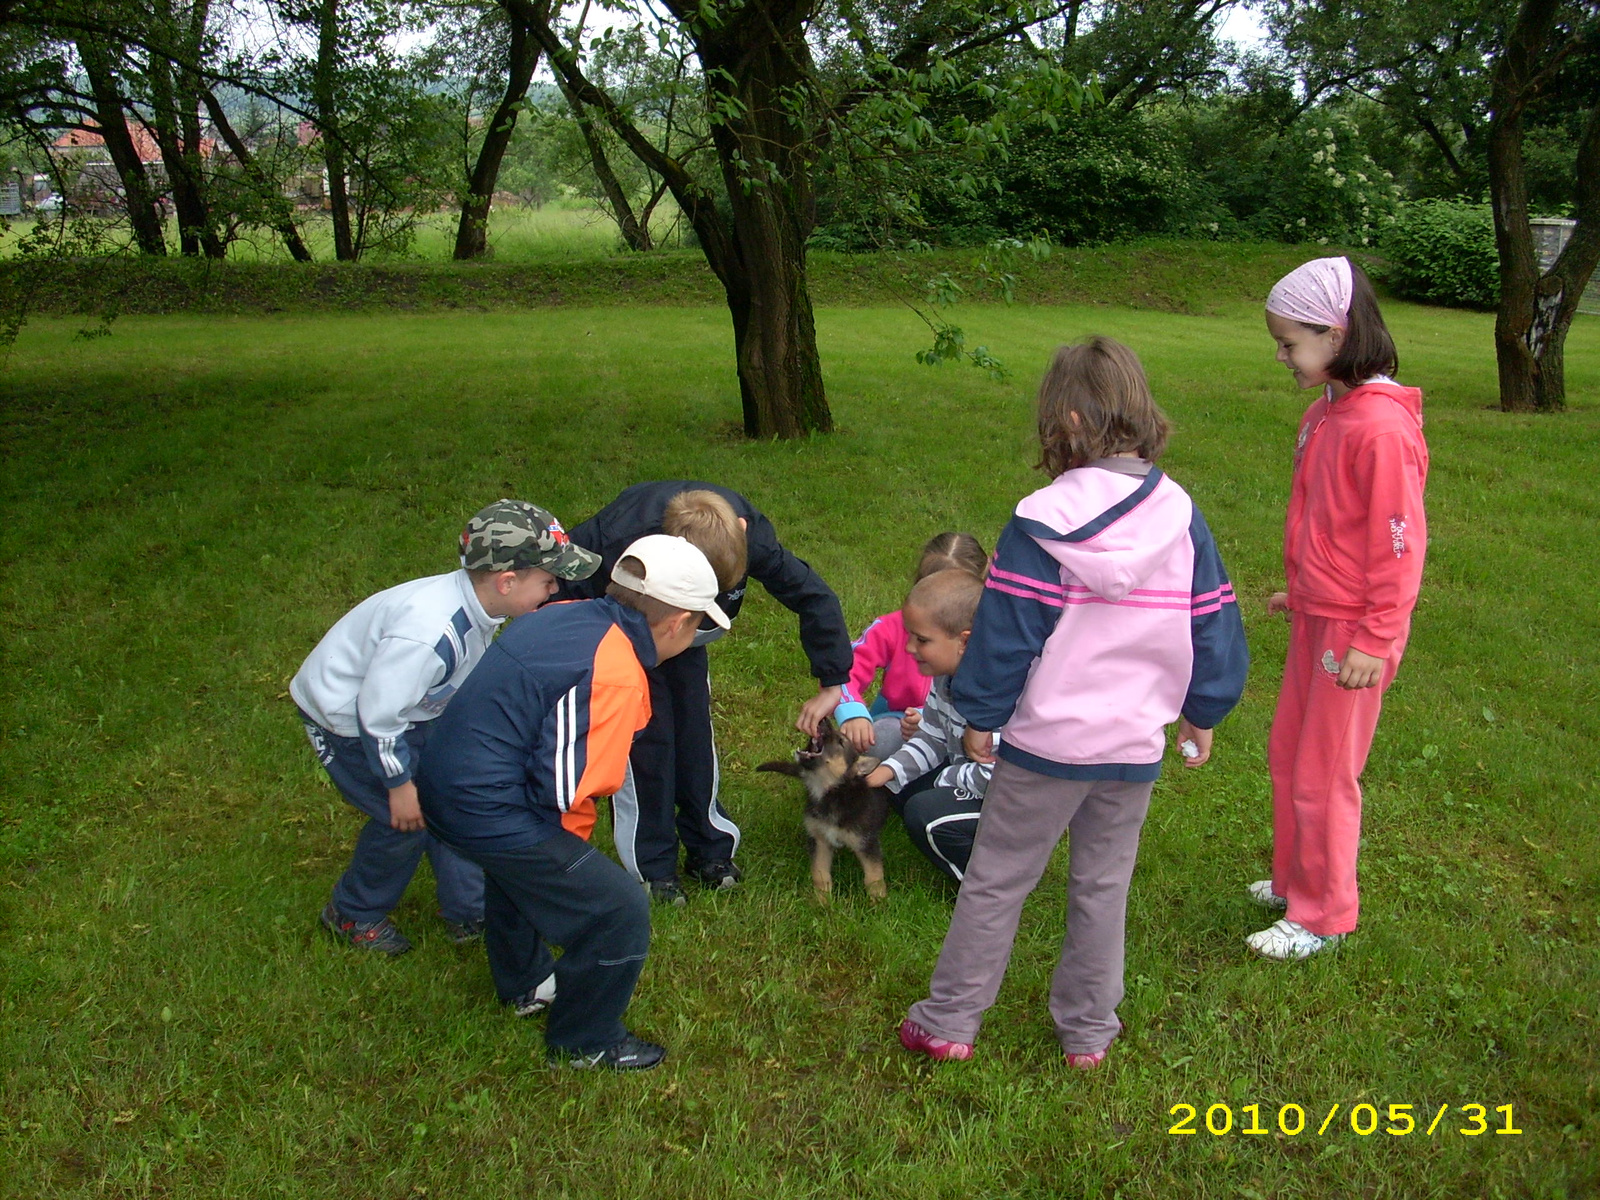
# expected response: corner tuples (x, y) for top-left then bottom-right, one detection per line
(1064, 1048), (1108, 1070)
(899, 1018), (973, 1061)
(1063, 1021), (1122, 1070)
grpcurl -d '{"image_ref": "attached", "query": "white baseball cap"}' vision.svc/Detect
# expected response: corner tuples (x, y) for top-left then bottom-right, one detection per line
(612, 535), (731, 629)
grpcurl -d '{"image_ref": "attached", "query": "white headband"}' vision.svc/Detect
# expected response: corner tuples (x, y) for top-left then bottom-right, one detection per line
(1267, 256), (1353, 329)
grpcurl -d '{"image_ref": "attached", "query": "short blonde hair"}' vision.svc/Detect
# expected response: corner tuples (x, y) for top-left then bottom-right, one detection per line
(662, 490), (747, 592)
(904, 569), (983, 636)
(1036, 337), (1169, 477)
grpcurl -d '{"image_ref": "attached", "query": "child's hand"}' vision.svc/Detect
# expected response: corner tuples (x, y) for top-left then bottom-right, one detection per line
(796, 686), (843, 736)
(1267, 592), (1291, 620)
(388, 781), (425, 832)
(1175, 718), (1213, 768)
(899, 709), (922, 739)
(1337, 647), (1385, 689)
(842, 716), (875, 753)
(962, 726), (996, 765)
(864, 764), (894, 789)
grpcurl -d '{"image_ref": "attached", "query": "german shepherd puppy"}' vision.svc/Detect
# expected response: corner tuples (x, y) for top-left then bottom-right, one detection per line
(758, 718), (891, 903)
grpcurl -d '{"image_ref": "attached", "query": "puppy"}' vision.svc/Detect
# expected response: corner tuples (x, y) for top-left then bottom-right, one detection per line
(758, 718), (891, 903)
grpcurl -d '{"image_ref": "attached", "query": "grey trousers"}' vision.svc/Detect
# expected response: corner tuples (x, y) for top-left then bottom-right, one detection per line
(907, 758), (1154, 1055)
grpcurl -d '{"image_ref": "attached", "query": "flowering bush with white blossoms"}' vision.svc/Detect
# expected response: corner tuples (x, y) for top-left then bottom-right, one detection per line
(1256, 113), (1402, 246)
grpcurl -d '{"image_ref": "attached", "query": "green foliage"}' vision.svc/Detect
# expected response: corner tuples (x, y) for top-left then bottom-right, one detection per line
(1382, 199), (1500, 310)
(927, 109), (1227, 247)
(1237, 112), (1403, 247)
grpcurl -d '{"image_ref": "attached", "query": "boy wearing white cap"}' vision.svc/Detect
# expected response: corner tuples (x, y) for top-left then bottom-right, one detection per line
(417, 535), (725, 1070)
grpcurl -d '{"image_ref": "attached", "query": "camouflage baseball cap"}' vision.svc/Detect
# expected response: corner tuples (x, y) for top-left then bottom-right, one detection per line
(459, 499), (600, 579)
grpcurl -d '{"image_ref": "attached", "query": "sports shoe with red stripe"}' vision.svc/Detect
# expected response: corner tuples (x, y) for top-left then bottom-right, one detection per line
(320, 901), (412, 957)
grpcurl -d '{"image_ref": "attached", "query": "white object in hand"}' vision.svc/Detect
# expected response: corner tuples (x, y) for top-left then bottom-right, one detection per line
(1180, 739), (1200, 759)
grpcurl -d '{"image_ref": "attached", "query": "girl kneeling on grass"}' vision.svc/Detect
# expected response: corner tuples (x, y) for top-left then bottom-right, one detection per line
(1248, 256), (1429, 961)
(899, 336), (1249, 1069)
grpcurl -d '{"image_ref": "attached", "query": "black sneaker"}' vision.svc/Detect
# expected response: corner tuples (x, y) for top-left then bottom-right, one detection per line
(441, 916), (486, 945)
(509, 973), (557, 1017)
(548, 1032), (666, 1071)
(647, 877), (688, 906)
(687, 860), (743, 890)
(320, 901), (412, 957)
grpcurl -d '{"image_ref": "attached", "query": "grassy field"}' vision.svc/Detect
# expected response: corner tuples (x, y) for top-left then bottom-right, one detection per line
(0, 294), (1596, 1198)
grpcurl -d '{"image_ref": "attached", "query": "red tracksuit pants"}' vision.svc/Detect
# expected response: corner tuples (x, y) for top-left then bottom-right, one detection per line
(1268, 613), (1406, 936)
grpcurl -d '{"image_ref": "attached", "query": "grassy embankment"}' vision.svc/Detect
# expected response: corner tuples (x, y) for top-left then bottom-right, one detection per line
(0, 260), (1596, 1198)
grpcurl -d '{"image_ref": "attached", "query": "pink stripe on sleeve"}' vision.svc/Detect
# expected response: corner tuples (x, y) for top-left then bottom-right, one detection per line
(987, 579), (1066, 607)
(989, 565), (1065, 595)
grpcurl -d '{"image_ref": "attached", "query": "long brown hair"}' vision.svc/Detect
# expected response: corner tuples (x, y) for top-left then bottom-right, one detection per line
(1035, 336), (1169, 477)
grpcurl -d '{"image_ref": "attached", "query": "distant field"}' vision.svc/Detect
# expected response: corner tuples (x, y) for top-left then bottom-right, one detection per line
(0, 295), (1595, 1198)
(0, 201), (682, 264)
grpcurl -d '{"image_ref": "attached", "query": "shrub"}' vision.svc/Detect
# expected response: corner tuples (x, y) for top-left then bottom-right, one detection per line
(1382, 199), (1500, 309)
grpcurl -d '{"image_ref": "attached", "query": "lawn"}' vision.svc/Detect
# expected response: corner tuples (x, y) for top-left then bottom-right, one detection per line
(0, 295), (1596, 1199)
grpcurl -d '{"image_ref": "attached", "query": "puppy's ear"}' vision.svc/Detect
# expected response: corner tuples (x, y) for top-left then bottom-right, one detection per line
(757, 760), (803, 777)
(851, 756), (881, 777)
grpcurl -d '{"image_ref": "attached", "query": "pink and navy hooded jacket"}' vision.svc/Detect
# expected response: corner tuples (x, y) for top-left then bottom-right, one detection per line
(950, 461), (1247, 781)
(1285, 379), (1428, 659)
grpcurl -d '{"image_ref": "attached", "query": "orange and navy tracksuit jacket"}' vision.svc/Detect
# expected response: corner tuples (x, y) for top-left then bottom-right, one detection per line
(416, 597), (654, 850)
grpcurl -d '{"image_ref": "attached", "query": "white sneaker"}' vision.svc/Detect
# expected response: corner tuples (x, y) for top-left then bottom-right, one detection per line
(512, 972), (558, 1017)
(1246, 919), (1345, 961)
(1247, 879), (1288, 910)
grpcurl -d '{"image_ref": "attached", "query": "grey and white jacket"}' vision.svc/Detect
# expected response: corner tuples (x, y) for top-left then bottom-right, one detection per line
(878, 674), (994, 798)
(290, 570), (503, 789)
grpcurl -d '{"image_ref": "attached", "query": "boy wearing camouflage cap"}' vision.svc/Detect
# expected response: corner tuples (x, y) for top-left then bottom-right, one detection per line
(292, 500), (600, 955)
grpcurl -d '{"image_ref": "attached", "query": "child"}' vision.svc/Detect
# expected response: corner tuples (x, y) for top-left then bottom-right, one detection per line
(860, 568), (993, 881)
(898, 336), (1248, 1068)
(837, 533), (987, 759)
(557, 482), (853, 904)
(1250, 256), (1428, 961)
(293, 500), (600, 955)
(418, 535), (724, 1070)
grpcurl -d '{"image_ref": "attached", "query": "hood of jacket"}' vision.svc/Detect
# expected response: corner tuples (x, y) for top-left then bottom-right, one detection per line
(1334, 379), (1425, 431)
(1014, 466), (1191, 603)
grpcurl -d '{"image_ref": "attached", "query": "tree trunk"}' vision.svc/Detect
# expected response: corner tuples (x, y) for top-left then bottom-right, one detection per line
(529, 1), (831, 436)
(1487, 0), (1599, 413)
(454, 0), (544, 260)
(557, 79), (653, 252)
(314, 0), (355, 261)
(145, 52), (222, 258)
(699, 5), (831, 436)
(77, 41), (166, 255)
(200, 89), (314, 262)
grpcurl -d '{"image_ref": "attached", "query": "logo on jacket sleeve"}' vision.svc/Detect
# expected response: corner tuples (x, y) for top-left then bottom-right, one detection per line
(1389, 515), (1407, 558)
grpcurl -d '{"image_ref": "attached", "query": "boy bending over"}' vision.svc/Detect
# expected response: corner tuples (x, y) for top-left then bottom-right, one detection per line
(560, 482), (852, 903)
(417, 536), (724, 1070)
(292, 500), (599, 955)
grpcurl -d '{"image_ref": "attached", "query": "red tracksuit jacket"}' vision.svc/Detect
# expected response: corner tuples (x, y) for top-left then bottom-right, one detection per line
(1285, 379), (1429, 659)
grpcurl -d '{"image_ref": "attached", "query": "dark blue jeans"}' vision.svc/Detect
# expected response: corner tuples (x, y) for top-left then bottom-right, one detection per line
(441, 831), (651, 1054)
(301, 716), (484, 926)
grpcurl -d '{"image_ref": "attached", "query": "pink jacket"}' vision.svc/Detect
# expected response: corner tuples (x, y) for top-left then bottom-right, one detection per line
(834, 610), (932, 725)
(1285, 380), (1429, 659)
(952, 463), (1248, 779)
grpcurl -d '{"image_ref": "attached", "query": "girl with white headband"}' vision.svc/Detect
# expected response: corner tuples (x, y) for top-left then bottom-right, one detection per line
(1250, 256), (1430, 961)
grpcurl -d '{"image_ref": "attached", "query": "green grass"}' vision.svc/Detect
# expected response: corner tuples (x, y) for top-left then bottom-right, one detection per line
(0, 297), (1596, 1198)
